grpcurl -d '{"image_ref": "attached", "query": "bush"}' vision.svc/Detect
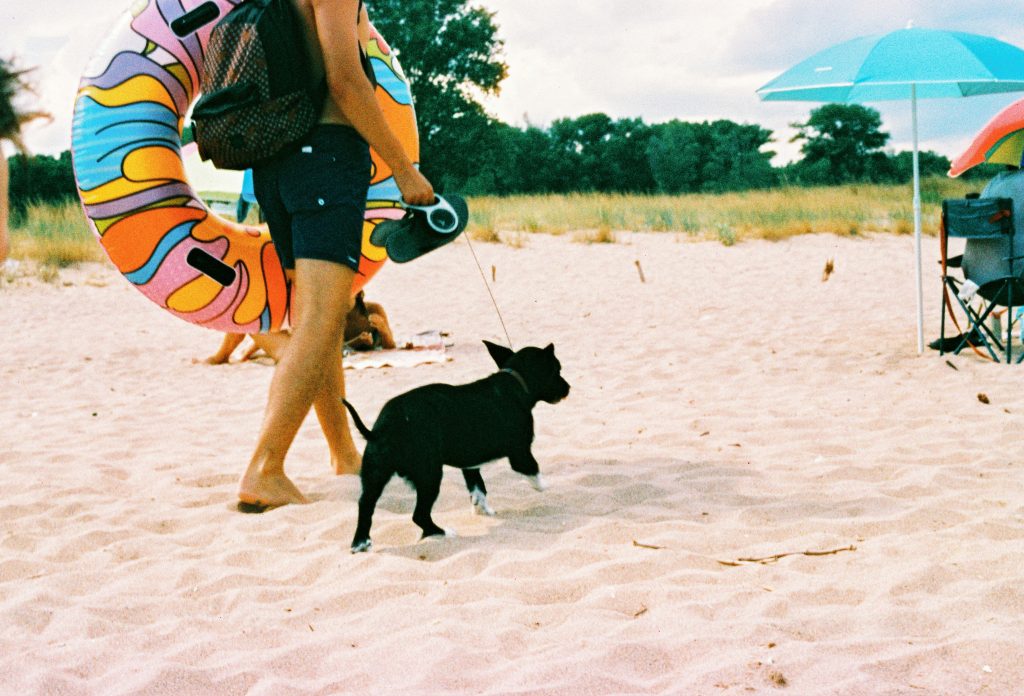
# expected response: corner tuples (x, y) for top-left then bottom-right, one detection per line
(8, 149), (77, 219)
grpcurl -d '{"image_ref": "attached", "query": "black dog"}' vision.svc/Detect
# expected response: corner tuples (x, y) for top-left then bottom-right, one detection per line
(343, 340), (570, 553)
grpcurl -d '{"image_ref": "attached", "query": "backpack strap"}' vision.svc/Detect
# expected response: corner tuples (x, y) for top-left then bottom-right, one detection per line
(356, 0), (376, 86)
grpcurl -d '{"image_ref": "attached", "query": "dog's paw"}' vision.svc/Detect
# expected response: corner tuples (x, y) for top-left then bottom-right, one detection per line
(419, 528), (455, 540)
(525, 474), (547, 492)
(350, 539), (373, 554)
(470, 489), (496, 516)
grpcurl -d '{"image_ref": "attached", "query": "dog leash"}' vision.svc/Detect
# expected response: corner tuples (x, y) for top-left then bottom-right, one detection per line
(463, 232), (515, 349)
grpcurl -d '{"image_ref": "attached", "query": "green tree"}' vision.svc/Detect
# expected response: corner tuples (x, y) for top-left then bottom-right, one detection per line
(885, 150), (951, 182)
(503, 125), (571, 194)
(960, 162), (1006, 182)
(701, 120), (777, 192)
(8, 150), (76, 217)
(603, 117), (655, 193)
(790, 103), (890, 184)
(647, 120), (706, 194)
(647, 119), (776, 194)
(366, 0), (508, 188)
(548, 113), (612, 191)
(547, 114), (654, 193)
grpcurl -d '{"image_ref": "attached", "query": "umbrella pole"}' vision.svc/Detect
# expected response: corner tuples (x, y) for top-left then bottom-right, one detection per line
(911, 84), (925, 354)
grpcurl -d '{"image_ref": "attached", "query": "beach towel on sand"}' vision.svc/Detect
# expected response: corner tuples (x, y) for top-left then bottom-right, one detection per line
(343, 330), (451, 369)
(228, 330), (451, 367)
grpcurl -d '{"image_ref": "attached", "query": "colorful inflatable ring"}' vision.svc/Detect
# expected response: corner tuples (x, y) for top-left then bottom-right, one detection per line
(71, 0), (418, 333)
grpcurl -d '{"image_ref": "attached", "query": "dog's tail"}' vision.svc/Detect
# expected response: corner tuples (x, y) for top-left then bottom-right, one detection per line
(341, 399), (375, 441)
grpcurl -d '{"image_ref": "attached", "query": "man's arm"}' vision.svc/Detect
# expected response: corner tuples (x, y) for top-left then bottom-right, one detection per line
(312, 0), (434, 205)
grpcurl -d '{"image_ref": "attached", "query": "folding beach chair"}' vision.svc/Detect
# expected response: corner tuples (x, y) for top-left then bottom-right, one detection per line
(938, 195), (1024, 363)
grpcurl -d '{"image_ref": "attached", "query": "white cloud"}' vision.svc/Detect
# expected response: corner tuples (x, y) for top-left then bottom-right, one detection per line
(8, 0), (1024, 167)
(5, 0), (125, 156)
(730, 0), (1024, 71)
(481, 0), (1024, 164)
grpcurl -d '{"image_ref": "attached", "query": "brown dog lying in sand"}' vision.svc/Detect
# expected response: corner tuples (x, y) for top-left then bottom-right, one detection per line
(201, 291), (395, 364)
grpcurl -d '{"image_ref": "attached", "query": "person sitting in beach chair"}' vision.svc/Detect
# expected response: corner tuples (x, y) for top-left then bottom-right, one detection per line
(934, 166), (1024, 361)
(201, 290), (395, 364)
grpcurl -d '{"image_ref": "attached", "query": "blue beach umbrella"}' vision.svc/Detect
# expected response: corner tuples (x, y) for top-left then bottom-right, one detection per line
(757, 27), (1024, 354)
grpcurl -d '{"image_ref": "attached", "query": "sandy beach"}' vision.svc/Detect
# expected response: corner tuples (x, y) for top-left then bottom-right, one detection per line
(1, 231), (1023, 694)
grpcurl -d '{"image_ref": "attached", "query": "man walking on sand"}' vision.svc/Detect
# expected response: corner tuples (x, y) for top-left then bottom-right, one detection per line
(238, 0), (434, 510)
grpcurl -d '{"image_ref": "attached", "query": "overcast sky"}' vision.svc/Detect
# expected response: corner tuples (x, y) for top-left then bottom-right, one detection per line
(7, 0), (1024, 168)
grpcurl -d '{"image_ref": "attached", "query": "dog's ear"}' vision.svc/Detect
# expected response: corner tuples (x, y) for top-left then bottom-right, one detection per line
(544, 343), (555, 355)
(352, 291), (368, 315)
(483, 340), (514, 367)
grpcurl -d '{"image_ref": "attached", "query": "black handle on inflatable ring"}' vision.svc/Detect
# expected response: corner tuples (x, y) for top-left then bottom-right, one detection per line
(187, 248), (238, 287)
(171, 1), (221, 37)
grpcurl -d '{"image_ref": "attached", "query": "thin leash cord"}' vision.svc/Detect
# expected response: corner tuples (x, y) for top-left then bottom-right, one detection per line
(463, 232), (514, 348)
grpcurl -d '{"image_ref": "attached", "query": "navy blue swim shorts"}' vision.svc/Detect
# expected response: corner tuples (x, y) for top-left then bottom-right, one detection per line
(253, 125), (371, 272)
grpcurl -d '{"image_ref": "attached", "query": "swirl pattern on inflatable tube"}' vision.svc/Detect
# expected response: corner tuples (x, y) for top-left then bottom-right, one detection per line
(71, 0), (418, 333)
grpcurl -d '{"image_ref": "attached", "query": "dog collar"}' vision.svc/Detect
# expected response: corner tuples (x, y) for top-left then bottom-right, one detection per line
(501, 368), (530, 396)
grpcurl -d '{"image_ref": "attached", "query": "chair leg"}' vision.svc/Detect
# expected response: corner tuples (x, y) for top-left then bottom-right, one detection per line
(958, 296), (1001, 361)
(940, 277), (949, 356)
(942, 277), (1018, 361)
(1008, 287), (1014, 364)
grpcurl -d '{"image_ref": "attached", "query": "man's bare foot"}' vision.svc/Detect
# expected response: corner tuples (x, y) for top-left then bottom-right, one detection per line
(332, 443), (362, 476)
(237, 468), (309, 511)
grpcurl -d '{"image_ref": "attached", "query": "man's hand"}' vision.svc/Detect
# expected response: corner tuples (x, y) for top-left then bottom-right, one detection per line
(394, 165), (434, 206)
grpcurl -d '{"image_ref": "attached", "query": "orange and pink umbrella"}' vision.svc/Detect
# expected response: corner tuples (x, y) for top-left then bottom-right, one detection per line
(949, 98), (1024, 176)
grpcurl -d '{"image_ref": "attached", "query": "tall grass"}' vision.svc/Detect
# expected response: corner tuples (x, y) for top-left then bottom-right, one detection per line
(467, 176), (979, 242)
(4, 177), (984, 270)
(9, 200), (103, 267)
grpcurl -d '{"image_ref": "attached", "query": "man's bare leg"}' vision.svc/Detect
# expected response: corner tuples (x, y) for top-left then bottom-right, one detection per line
(238, 259), (356, 508)
(273, 274), (360, 475)
(313, 342), (362, 475)
(250, 331), (290, 362)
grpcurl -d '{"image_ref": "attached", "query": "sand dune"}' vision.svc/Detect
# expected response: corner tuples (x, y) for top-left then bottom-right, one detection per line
(2, 232), (1023, 694)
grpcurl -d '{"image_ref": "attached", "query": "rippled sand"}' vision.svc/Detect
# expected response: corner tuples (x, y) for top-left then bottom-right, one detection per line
(2, 232), (1022, 694)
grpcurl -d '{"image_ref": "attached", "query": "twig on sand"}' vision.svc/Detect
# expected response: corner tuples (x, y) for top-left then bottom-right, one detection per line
(634, 259), (646, 283)
(822, 257), (834, 282)
(632, 539), (664, 550)
(491, 264), (496, 282)
(718, 544), (857, 566)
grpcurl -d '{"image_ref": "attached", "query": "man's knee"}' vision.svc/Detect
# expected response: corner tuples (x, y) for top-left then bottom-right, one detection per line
(293, 259), (357, 328)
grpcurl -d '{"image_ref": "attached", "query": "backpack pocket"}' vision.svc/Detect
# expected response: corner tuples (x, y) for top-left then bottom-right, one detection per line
(193, 82), (260, 119)
(193, 90), (321, 170)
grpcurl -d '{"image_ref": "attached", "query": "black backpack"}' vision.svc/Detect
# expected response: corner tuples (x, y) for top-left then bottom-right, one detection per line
(191, 0), (327, 170)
